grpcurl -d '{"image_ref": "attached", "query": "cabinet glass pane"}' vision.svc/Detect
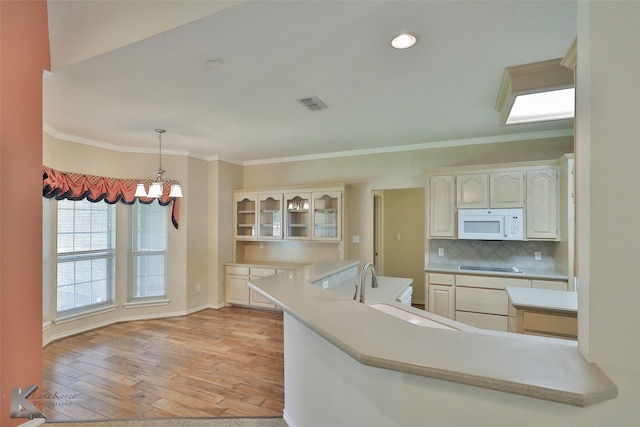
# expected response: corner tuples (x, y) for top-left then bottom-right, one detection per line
(259, 196), (282, 238)
(236, 197), (256, 237)
(314, 194), (338, 238)
(286, 195), (310, 239)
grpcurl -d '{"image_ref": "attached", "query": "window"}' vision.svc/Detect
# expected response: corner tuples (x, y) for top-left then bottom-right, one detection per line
(57, 199), (115, 313)
(131, 201), (167, 299)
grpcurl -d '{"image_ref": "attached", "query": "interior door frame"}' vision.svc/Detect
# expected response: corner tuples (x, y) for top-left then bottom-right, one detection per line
(373, 191), (384, 275)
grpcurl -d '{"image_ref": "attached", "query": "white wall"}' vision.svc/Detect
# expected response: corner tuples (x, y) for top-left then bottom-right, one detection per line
(576, 0), (640, 394)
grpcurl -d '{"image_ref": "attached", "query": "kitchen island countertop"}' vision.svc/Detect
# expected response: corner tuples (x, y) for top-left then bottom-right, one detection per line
(249, 260), (616, 407)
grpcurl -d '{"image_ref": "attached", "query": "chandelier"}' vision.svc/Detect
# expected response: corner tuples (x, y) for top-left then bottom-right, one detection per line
(134, 129), (183, 199)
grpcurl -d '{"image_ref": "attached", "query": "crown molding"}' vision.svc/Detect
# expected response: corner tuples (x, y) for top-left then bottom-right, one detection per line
(43, 123), (573, 167)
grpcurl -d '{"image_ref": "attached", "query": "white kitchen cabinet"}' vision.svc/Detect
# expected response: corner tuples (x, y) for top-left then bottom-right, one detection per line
(428, 175), (456, 238)
(249, 267), (278, 309)
(428, 285), (455, 319)
(234, 194), (257, 239)
(312, 191), (341, 240)
(454, 274), (530, 332)
(284, 193), (311, 239)
(225, 265), (280, 310)
(225, 266), (250, 305)
(258, 194), (283, 239)
(456, 173), (489, 208)
(526, 168), (559, 240)
(490, 171), (525, 208)
(426, 273), (455, 319)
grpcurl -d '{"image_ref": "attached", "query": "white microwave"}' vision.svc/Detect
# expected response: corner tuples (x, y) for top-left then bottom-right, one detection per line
(457, 208), (524, 241)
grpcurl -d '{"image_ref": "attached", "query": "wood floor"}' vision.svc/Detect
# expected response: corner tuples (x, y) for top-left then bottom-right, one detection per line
(42, 307), (284, 421)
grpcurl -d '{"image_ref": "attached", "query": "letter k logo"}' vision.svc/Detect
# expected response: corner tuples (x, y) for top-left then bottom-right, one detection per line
(10, 385), (47, 419)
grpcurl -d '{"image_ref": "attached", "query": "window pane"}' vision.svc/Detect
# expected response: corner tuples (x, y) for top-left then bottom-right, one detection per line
(132, 202), (167, 299)
(56, 199), (114, 314)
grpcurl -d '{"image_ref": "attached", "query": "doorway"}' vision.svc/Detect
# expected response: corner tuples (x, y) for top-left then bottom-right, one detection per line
(372, 188), (426, 305)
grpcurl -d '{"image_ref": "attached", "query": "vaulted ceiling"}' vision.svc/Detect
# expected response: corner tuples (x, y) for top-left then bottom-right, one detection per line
(44, 1), (577, 163)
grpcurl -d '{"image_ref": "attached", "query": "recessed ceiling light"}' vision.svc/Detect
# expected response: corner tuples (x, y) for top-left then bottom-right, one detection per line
(391, 33), (418, 49)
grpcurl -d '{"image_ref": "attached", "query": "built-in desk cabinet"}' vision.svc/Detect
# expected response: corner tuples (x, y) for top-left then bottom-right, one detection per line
(225, 265), (281, 310)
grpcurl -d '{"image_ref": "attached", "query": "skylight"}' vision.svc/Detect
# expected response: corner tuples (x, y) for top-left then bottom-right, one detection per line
(506, 88), (575, 125)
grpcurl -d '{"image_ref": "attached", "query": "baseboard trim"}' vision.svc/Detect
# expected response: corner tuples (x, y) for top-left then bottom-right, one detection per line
(283, 410), (296, 427)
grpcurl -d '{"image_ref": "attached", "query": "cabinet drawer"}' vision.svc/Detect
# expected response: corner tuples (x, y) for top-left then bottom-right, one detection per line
(226, 265), (250, 276)
(250, 267), (276, 277)
(456, 287), (508, 315)
(523, 312), (577, 338)
(428, 273), (455, 286)
(455, 311), (508, 332)
(531, 280), (568, 291)
(456, 274), (530, 290)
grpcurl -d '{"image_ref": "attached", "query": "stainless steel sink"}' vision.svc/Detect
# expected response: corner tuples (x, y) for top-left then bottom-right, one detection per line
(459, 265), (523, 273)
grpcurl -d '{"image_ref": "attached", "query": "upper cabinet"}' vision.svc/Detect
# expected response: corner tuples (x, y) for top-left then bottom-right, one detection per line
(427, 157), (567, 241)
(234, 186), (344, 243)
(526, 168), (559, 240)
(312, 191), (342, 241)
(429, 175), (456, 238)
(258, 194), (283, 239)
(284, 193), (311, 240)
(490, 171), (525, 208)
(456, 174), (489, 208)
(234, 194), (257, 239)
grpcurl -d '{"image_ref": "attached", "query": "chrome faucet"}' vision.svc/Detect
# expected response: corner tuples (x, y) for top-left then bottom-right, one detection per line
(353, 261), (378, 304)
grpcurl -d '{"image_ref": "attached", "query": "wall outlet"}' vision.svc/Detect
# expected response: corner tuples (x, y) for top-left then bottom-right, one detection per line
(352, 235), (360, 243)
(196, 284), (202, 293)
(395, 234), (401, 241)
(534, 251), (542, 261)
(438, 248), (444, 256)
(259, 242), (264, 248)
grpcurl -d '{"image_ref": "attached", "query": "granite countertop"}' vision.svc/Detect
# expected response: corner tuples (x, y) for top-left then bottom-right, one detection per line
(506, 286), (578, 313)
(425, 263), (569, 280)
(249, 260), (616, 407)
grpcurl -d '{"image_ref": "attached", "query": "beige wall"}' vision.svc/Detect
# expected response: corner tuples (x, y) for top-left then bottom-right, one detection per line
(242, 137), (574, 270)
(381, 188), (425, 302)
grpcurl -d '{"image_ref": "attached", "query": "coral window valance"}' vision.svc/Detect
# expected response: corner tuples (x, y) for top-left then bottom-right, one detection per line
(43, 166), (180, 229)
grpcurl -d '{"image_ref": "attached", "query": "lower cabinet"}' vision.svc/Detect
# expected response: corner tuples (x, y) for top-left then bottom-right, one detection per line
(225, 265), (280, 310)
(454, 274), (530, 332)
(426, 273), (455, 319)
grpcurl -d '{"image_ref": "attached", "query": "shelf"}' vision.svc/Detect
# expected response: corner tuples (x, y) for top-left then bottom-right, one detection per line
(238, 210), (255, 214)
(314, 209), (337, 213)
(238, 224), (255, 228)
(289, 224), (308, 228)
(261, 210), (280, 214)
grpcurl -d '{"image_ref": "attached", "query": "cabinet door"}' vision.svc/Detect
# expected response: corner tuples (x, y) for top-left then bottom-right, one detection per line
(249, 268), (277, 309)
(312, 191), (341, 240)
(226, 274), (250, 305)
(428, 285), (455, 319)
(490, 171), (525, 208)
(234, 194), (257, 239)
(526, 168), (558, 239)
(457, 173), (489, 208)
(284, 193), (311, 239)
(258, 194), (283, 239)
(456, 287), (508, 315)
(429, 176), (456, 238)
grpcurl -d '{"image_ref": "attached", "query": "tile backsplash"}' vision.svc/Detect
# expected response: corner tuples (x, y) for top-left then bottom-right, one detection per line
(428, 239), (557, 271)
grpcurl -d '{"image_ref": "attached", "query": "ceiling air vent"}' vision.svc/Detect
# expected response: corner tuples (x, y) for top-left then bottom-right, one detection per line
(297, 96), (328, 111)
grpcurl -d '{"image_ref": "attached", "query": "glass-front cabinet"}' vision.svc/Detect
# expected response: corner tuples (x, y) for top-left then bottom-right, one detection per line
(312, 191), (341, 241)
(284, 193), (311, 239)
(258, 194), (283, 239)
(234, 194), (257, 238)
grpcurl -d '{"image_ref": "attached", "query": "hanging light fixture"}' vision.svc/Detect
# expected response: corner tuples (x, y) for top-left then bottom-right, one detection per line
(134, 129), (183, 199)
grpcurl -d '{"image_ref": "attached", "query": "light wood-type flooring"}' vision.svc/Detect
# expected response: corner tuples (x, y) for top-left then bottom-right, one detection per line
(42, 307), (284, 421)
